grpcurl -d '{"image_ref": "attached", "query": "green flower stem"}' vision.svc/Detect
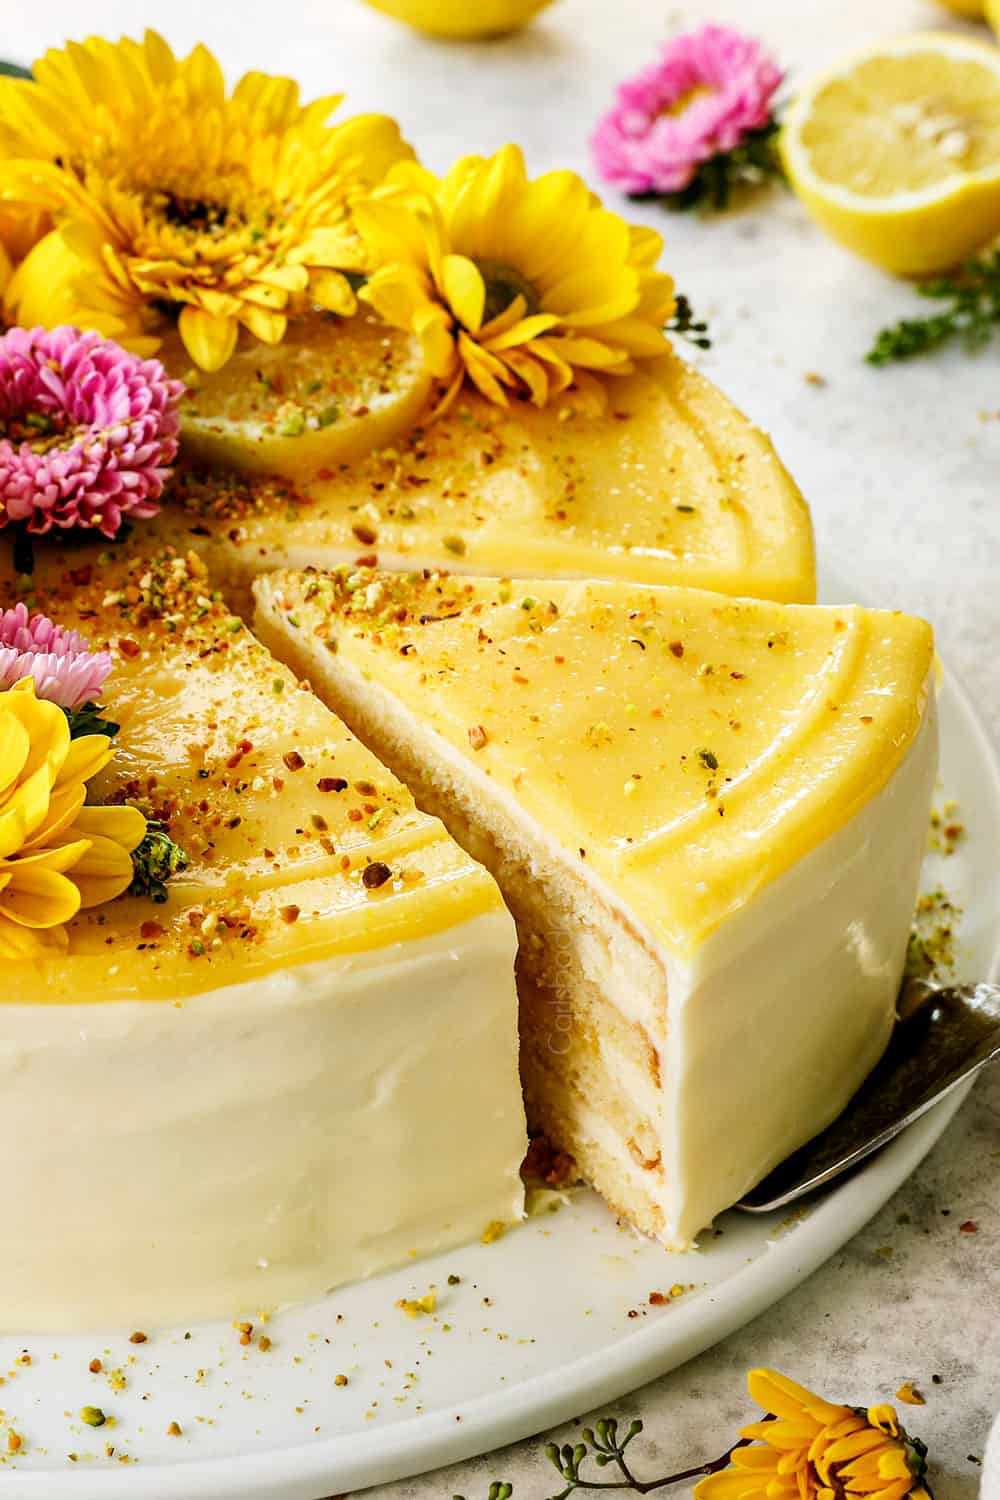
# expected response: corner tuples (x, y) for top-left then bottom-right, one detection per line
(867, 251), (1000, 365)
(455, 1418), (766, 1500)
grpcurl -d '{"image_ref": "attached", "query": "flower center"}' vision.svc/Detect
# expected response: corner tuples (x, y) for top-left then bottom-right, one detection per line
(660, 83), (714, 118)
(0, 408), (73, 454)
(158, 190), (249, 238)
(476, 260), (541, 326)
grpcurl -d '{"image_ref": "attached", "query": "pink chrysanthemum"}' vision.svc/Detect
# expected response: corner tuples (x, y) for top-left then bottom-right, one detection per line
(592, 25), (782, 196)
(0, 602), (112, 709)
(0, 326), (184, 540)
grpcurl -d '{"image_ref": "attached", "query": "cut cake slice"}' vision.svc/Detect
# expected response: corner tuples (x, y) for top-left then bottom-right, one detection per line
(255, 567), (937, 1246)
(0, 542), (525, 1330)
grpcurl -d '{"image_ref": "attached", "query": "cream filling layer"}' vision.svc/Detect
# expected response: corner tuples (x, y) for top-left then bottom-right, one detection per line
(0, 910), (525, 1333)
(261, 617), (938, 1251)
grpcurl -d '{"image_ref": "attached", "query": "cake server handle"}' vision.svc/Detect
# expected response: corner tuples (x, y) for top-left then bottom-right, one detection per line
(735, 979), (1000, 1213)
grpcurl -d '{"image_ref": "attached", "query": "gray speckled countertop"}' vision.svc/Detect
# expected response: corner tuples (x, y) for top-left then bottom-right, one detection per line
(14, 0), (999, 1492)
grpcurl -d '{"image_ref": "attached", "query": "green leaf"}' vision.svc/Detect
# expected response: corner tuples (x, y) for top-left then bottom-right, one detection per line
(63, 701), (120, 741)
(128, 822), (189, 904)
(633, 120), (783, 215)
(0, 59), (31, 78)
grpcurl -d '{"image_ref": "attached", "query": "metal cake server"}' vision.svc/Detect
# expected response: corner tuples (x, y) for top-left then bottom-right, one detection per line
(736, 979), (1000, 1213)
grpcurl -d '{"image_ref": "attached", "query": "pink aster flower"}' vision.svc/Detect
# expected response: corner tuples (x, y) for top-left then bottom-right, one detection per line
(592, 25), (782, 197)
(0, 602), (112, 710)
(0, 326), (184, 541)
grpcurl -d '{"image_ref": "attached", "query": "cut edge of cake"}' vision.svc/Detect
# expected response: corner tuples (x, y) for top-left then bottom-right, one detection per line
(253, 568), (937, 1247)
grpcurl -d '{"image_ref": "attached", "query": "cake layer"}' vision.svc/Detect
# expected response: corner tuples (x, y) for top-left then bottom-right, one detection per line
(254, 568), (937, 1244)
(0, 540), (526, 1327)
(152, 343), (816, 606)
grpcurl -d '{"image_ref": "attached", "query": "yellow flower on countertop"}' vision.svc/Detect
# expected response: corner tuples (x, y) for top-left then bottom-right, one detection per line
(694, 1369), (933, 1500)
(0, 679), (146, 959)
(356, 143), (676, 413)
(0, 31), (414, 370)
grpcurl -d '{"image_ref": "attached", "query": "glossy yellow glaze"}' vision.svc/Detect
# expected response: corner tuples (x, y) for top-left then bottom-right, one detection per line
(155, 354), (816, 604)
(1, 542), (501, 1002)
(260, 570), (933, 954)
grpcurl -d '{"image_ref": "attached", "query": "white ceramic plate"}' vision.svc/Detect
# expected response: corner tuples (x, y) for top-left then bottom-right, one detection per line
(2, 611), (998, 1500)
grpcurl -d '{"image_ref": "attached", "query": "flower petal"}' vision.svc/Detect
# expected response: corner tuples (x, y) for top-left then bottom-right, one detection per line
(442, 254), (485, 333)
(70, 833), (139, 908)
(0, 863), (83, 929)
(178, 305), (239, 372)
(73, 804), (147, 853)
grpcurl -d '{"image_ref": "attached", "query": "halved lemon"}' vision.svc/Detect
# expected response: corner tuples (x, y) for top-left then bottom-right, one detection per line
(162, 312), (433, 480)
(782, 32), (1000, 274)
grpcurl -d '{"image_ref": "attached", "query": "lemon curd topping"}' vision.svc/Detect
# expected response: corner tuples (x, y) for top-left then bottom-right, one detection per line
(0, 543), (503, 1003)
(154, 348), (815, 605)
(259, 569), (933, 955)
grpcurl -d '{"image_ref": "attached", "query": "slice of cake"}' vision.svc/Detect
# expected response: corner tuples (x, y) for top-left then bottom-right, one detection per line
(154, 319), (816, 608)
(0, 544), (525, 1331)
(255, 568), (937, 1246)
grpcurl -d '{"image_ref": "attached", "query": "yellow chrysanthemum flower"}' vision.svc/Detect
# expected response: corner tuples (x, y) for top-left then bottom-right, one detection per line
(356, 144), (676, 413)
(0, 678), (146, 959)
(0, 111), (52, 274)
(694, 1370), (933, 1500)
(0, 31), (414, 370)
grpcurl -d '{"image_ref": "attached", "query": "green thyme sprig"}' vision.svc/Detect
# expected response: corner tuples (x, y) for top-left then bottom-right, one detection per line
(63, 701), (120, 740)
(667, 294), (711, 350)
(867, 252), (1000, 365)
(634, 120), (783, 215)
(128, 821), (189, 904)
(454, 1415), (755, 1500)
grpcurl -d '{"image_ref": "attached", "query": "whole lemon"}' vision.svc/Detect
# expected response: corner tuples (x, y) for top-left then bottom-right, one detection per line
(986, 0), (1000, 29)
(933, 0), (984, 14)
(364, 0), (556, 37)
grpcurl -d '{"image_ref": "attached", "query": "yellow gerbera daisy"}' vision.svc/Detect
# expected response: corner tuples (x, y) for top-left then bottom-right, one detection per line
(0, 31), (414, 370)
(694, 1369), (933, 1500)
(356, 144), (676, 413)
(0, 678), (146, 959)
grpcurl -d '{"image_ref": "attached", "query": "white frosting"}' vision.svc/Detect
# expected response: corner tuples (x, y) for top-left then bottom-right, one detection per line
(0, 910), (525, 1332)
(540, 699), (936, 1246)
(662, 694), (939, 1243)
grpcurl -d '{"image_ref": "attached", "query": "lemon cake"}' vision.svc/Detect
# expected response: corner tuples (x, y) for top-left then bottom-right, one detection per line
(255, 568), (937, 1246)
(155, 317), (815, 609)
(0, 544), (525, 1331)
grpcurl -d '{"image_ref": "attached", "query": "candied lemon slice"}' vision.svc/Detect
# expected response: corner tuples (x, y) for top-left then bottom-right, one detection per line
(782, 32), (1000, 273)
(163, 312), (432, 479)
